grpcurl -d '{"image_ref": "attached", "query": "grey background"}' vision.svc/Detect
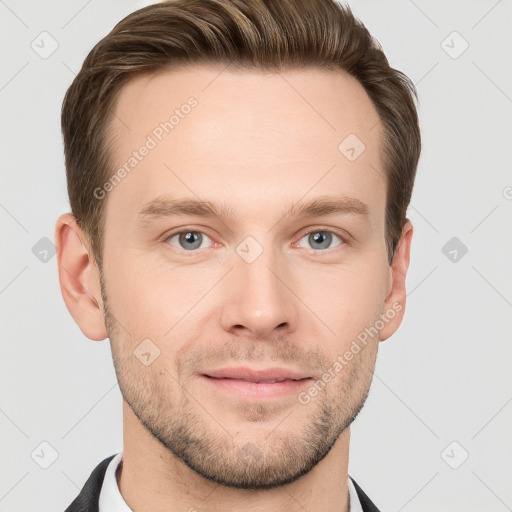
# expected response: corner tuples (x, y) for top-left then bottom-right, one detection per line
(1, 0), (511, 511)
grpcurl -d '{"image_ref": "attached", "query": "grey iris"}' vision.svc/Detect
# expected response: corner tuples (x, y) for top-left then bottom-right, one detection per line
(179, 231), (203, 250)
(309, 231), (332, 250)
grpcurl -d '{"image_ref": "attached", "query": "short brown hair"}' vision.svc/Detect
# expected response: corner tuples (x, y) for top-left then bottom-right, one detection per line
(62, 0), (421, 266)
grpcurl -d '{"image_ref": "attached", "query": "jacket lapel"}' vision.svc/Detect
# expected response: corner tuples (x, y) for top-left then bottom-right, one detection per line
(64, 455), (115, 512)
(350, 477), (382, 512)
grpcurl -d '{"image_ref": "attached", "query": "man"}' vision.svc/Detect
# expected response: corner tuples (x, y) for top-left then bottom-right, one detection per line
(56, 0), (420, 510)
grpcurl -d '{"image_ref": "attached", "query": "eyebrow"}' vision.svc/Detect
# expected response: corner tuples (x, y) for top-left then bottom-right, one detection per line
(136, 195), (370, 225)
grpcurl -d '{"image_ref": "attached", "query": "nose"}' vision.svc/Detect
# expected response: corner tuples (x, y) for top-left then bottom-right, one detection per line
(219, 242), (298, 340)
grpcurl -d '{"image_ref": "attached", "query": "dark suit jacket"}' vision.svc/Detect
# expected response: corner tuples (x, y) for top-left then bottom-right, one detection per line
(64, 455), (382, 512)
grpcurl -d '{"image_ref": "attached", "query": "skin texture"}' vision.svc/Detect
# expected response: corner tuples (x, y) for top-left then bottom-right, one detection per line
(56, 65), (413, 512)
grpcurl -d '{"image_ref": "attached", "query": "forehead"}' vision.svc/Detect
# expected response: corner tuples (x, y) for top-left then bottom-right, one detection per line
(106, 65), (385, 223)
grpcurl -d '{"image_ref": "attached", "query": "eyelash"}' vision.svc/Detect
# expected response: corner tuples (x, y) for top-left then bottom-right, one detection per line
(163, 227), (347, 254)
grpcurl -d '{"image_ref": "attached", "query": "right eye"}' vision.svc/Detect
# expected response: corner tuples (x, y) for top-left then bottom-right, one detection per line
(165, 230), (214, 251)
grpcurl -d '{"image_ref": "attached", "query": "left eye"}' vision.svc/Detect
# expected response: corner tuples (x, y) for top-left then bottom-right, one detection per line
(167, 231), (213, 251)
(296, 230), (343, 251)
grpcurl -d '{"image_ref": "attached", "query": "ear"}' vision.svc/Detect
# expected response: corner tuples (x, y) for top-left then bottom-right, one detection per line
(379, 219), (413, 342)
(55, 213), (108, 341)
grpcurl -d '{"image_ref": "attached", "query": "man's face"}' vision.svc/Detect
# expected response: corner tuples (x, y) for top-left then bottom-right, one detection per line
(100, 66), (397, 489)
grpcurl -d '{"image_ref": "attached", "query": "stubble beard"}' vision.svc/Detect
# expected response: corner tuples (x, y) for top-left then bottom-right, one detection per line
(101, 274), (377, 490)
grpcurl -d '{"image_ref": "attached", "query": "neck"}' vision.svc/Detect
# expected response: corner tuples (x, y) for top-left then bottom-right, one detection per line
(118, 402), (351, 512)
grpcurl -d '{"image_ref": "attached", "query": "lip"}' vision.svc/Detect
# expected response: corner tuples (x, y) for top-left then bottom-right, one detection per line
(200, 367), (313, 399)
(204, 366), (310, 382)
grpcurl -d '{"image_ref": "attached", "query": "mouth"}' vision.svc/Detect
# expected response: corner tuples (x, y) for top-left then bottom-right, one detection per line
(200, 367), (313, 399)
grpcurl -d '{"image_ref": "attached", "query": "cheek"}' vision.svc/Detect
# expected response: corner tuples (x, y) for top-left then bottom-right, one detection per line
(104, 255), (214, 343)
(302, 259), (388, 347)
